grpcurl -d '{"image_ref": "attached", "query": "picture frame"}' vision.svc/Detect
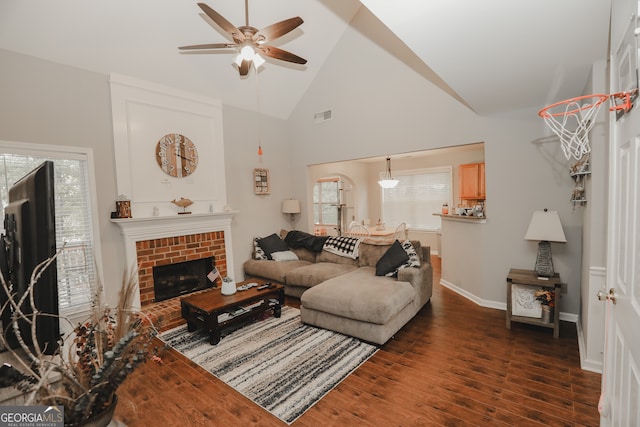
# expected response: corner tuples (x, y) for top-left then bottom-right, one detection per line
(253, 168), (270, 194)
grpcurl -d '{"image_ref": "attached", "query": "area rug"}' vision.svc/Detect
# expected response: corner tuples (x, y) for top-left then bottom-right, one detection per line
(159, 306), (378, 424)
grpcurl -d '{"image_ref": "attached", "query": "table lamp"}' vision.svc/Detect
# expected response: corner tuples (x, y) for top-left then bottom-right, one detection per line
(282, 199), (301, 229)
(524, 209), (567, 278)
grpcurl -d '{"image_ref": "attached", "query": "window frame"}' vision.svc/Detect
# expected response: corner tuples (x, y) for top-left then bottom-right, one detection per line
(313, 177), (341, 227)
(0, 140), (104, 317)
(380, 166), (453, 232)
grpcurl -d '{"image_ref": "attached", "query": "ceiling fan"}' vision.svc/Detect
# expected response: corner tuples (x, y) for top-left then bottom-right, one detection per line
(179, 1), (307, 76)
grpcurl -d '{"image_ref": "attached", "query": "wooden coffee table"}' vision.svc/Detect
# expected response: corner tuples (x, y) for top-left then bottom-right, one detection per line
(180, 280), (284, 345)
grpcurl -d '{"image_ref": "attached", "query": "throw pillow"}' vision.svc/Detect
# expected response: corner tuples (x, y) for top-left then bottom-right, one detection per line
(375, 240), (409, 276)
(253, 238), (268, 260)
(400, 240), (421, 268)
(271, 250), (299, 262)
(257, 233), (290, 259)
(386, 240), (421, 276)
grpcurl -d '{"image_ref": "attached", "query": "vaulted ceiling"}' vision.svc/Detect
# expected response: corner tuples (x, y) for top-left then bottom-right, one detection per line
(0, 0), (611, 120)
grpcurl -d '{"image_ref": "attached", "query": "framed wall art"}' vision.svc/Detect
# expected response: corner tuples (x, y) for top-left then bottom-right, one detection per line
(254, 168), (270, 194)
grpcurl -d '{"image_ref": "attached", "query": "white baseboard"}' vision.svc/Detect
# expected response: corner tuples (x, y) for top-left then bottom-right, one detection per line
(576, 318), (603, 373)
(439, 279), (578, 323)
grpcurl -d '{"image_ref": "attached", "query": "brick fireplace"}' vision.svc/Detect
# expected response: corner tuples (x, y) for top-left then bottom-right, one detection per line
(136, 231), (227, 305)
(110, 212), (236, 330)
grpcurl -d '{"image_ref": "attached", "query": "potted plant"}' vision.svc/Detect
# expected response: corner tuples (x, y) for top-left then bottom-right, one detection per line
(534, 288), (555, 323)
(0, 253), (162, 426)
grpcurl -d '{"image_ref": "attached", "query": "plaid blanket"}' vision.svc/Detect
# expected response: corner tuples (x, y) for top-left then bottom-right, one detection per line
(323, 236), (362, 259)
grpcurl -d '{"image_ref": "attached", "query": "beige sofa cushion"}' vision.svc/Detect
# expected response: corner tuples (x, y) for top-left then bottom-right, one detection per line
(316, 249), (359, 266)
(243, 259), (312, 283)
(284, 262), (358, 288)
(290, 247), (317, 263)
(300, 267), (415, 325)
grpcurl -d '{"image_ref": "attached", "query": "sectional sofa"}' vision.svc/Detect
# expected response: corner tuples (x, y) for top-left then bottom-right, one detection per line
(243, 231), (433, 345)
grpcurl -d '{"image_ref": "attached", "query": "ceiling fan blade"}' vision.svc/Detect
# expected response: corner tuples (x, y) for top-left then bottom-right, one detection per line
(197, 2), (245, 43)
(238, 59), (251, 76)
(179, 43), (237, 50)
(258, 45), (307, 65)
(253, 17), (303, 44)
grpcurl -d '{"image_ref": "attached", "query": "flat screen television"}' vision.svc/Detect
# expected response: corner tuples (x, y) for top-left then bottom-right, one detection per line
(0, 160), (59, 355)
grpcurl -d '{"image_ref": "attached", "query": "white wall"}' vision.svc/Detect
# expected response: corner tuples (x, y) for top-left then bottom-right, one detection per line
(579, 60), (608, 372)
(222, 104), (294, 280)
(0, 48), (123, 306)
(0, 48), (294, 302)
(0, 5), (594, 320)
(287, 8), (584, 315)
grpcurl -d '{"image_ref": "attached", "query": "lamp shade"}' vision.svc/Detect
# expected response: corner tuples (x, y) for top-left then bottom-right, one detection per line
(282, 199), (301, 214)
(524, 210), (567, 242)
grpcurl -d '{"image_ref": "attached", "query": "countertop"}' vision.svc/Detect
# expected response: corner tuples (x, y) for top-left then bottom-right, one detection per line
(433, 213), (487, 223)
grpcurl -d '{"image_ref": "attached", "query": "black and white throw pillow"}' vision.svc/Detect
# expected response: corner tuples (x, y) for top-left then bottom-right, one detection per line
(253, 238), (268, 260)
(376, 240), (410, 276)
(385, 240), (421, 277)
(400, 240), (421, 268)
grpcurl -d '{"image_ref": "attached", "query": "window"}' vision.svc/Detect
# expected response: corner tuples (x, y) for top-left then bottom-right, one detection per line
(313, 178), (340, 226)
(381, 167), (452, 231)
(0, 144), (99, 313)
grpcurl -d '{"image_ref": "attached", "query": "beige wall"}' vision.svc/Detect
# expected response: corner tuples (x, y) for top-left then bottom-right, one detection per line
(307, 144), (485, 253)
(287, 9), (585, 315)
(0, 4), (597, 319)
(0, 49), (123, 305)
(0, 48), (295, 303)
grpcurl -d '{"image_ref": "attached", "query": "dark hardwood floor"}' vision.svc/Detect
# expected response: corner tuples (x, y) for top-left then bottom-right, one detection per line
(115, 257), (601, 426)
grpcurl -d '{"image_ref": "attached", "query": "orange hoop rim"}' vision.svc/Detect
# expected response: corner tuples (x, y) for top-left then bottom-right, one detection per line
(538, 94), (609, 118)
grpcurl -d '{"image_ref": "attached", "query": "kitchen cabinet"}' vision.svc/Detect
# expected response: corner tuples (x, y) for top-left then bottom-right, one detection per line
(459, 162), (485, 200)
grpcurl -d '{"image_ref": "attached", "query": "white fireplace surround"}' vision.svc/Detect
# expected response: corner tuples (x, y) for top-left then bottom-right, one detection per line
(110, 212), (236, 308)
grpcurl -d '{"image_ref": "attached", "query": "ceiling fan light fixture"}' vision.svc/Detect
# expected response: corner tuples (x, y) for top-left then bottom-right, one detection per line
(240, 45), (255, 61)
(253, 53), (265, 68)
(181, 2), (306, 76)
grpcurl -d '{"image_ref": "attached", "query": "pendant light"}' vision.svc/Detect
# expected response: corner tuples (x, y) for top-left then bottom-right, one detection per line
(255, 68), (263, 159)
(378, 157), (399, 188)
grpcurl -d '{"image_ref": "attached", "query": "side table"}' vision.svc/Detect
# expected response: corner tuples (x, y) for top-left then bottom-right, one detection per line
(506, 268), (562, 338)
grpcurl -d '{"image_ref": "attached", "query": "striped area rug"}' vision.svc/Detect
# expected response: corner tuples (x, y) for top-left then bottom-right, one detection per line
(160, 306), (378, 424)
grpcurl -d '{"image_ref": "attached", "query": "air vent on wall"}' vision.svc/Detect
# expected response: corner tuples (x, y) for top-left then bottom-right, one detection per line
(314, 109), (333, 123)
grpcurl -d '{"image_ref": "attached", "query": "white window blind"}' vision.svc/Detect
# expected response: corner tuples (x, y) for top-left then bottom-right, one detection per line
(381, 167), (452, 231)
(313, 178), (340, 226)
(0, 153), (95, 310)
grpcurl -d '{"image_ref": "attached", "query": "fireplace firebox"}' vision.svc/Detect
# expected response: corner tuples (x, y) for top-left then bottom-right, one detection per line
(153, 257), (215, 302)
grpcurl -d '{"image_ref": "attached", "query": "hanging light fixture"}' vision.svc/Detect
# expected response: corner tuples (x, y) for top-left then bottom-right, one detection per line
(255, 67), (263, 158)
(234, 45), (265, 71)
(378, 157), (399, 189)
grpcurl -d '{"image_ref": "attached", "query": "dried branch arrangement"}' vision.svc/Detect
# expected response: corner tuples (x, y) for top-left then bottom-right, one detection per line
(0, 253), (162, 425)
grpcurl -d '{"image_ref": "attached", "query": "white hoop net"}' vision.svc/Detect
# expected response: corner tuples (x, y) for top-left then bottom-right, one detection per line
(540, 96), (607, 161)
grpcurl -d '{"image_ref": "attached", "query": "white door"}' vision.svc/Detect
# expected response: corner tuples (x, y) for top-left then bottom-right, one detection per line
(600, 6), (640, 424)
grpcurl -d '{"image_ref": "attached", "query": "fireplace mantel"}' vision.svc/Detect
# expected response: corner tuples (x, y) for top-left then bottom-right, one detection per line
(110, 211), (237, 308)
(110, 211), (237, 240)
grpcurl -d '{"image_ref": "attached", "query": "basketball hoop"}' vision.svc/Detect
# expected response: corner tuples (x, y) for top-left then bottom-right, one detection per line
(538, 94), (608, 161)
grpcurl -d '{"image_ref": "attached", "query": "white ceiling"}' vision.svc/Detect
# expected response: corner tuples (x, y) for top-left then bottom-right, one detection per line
(0, 0), (611, 120)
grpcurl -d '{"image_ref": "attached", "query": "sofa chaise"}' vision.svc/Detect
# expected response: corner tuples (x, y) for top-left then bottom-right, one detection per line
(243, 231), (432, 345)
